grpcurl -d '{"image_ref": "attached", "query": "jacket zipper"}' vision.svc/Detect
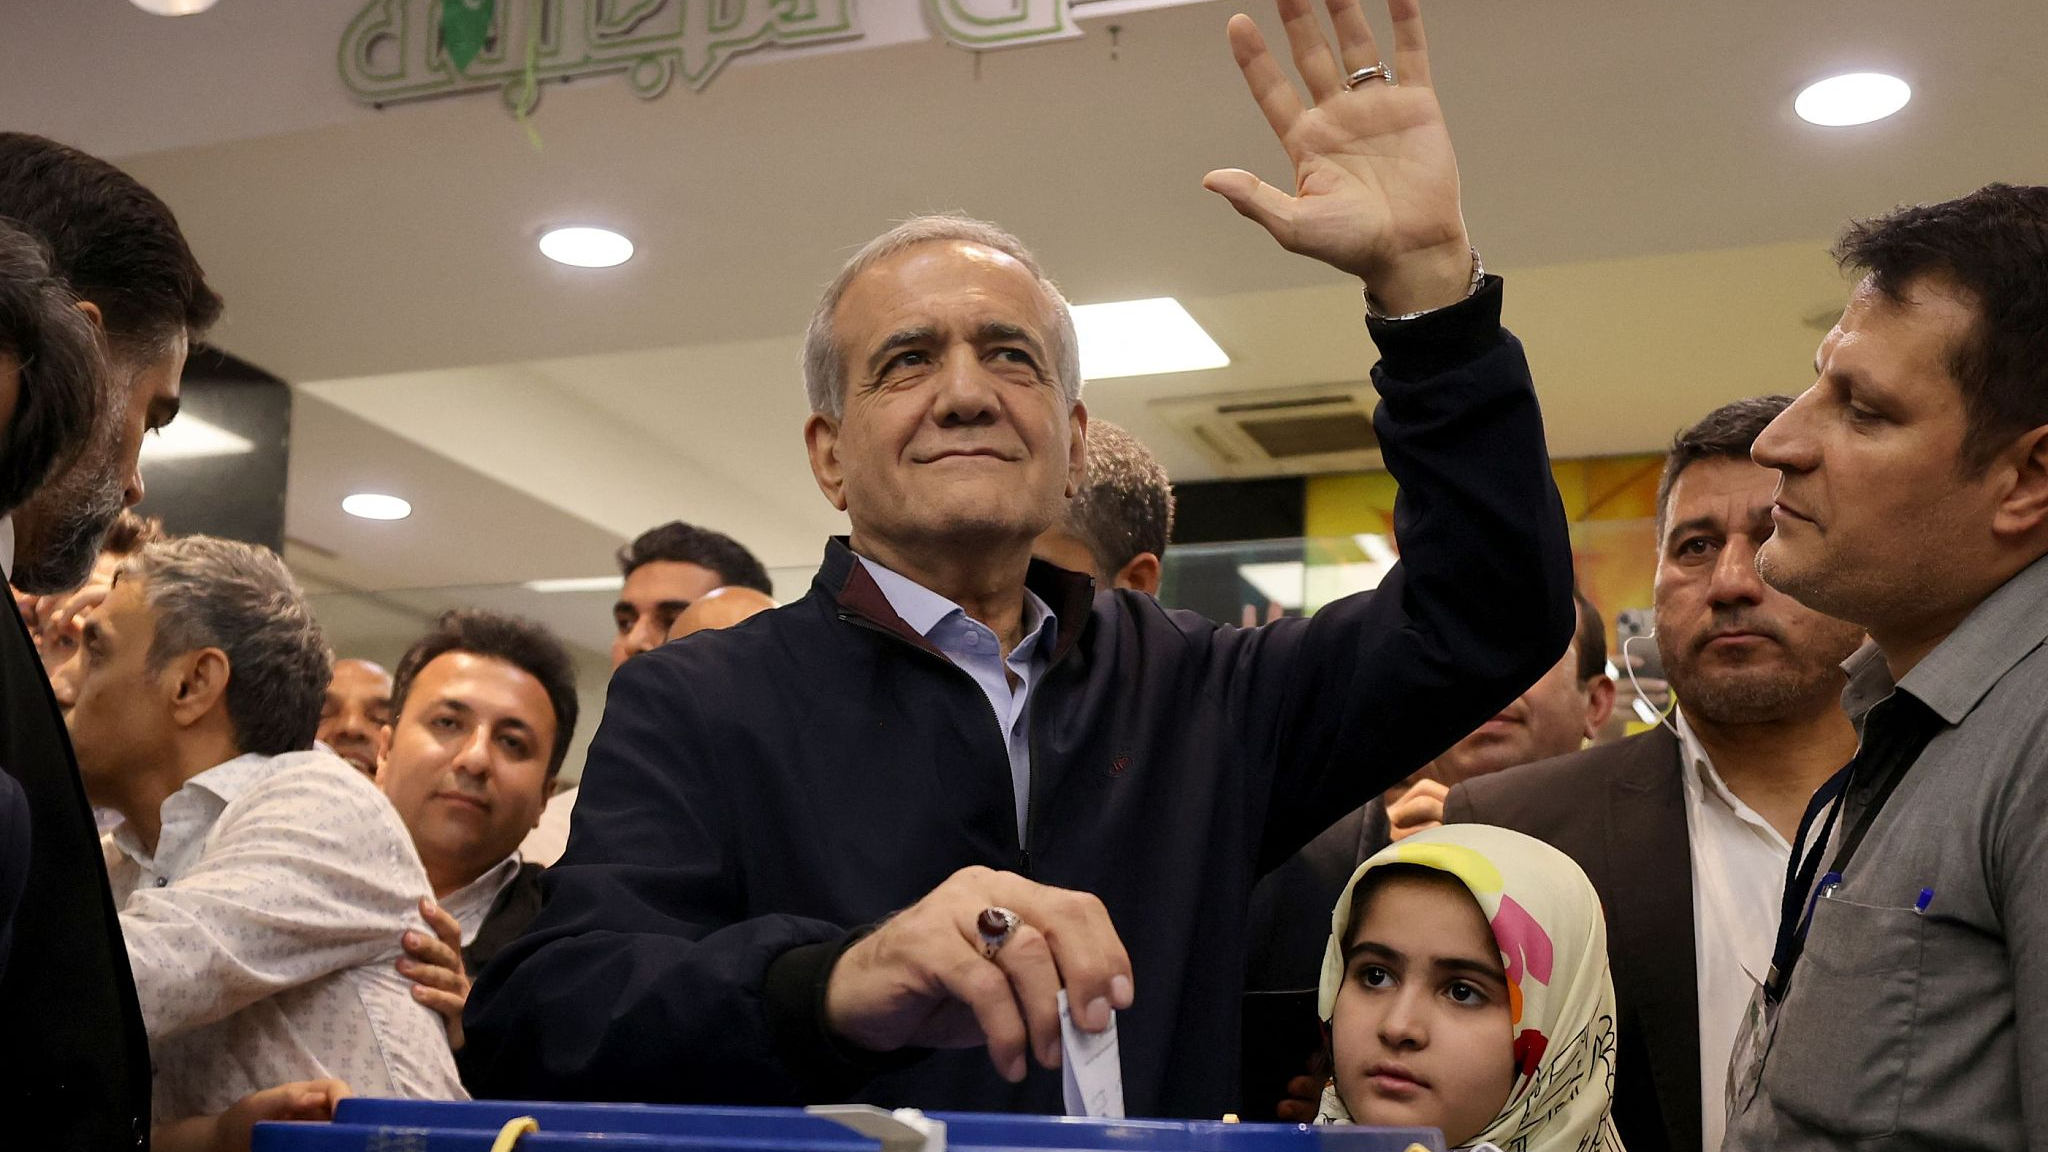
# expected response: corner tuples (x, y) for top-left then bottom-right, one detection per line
(838, 610), (1035, 876)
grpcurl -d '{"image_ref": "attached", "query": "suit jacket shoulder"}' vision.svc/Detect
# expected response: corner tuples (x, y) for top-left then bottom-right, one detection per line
(1445, 726), (1682, 855)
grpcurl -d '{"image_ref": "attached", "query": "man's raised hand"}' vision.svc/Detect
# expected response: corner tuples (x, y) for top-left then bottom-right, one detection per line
(1205, 0), (1473, 315)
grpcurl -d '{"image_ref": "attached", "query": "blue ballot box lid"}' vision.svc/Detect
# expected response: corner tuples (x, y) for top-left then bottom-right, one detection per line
(252, 1100), (1446, 1152)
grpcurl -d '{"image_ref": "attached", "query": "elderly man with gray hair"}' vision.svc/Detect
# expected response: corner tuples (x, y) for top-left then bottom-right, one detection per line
(51, 535), (465, 1124)
(468, 0), (1571, 1118)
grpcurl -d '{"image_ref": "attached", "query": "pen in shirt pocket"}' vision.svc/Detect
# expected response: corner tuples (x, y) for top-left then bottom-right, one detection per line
(1915, 887), (1935, 915)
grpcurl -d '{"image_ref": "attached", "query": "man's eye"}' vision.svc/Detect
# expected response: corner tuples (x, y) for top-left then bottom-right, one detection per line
(886, 350), (932, 372)
(994, 348), (1036, 366)
(1677, 537), (1716, 558)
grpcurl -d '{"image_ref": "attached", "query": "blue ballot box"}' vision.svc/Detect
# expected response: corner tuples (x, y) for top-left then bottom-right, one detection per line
(251, 1099), (1447, 1152)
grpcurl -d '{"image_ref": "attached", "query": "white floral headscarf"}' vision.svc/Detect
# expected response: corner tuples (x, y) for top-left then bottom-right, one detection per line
(1313, 824), (1625, 1152)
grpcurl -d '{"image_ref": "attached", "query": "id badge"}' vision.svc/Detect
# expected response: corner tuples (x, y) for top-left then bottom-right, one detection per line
(1724, 979), (1777, 1122)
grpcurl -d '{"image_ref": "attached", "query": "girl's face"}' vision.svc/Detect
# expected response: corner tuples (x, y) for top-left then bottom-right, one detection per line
(1330, 871), (1517, 1147)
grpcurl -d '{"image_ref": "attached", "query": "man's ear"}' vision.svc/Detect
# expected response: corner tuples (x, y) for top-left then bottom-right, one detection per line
(1583, 675), (1617, 738)
(1065, 401), (1089, 500)
(804, 412), (849, 513)
(1114, 551), (1163, 596)
(75, 299), (105, 332)
(168, 647), (231, 729)
(1991, 424), (2048, 543)
(372, 723), (394, 783)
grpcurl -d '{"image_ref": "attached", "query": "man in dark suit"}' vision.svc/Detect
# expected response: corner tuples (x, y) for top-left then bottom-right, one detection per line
(0, 131), (223, 1151)
(1, 216), (106, 984)
(1445, 396), (1866, 1152)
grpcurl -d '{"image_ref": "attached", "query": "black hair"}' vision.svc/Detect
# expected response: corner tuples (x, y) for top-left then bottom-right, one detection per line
(391, 610), (581, 777)
(0, 133), (222, 358)
(0, 218), (101, 515)
(1572, 587), (1606, 685)
(1833, 183), (2048, 473)
(615, 521), (772, 595)
(1655, 396), (1796, 539)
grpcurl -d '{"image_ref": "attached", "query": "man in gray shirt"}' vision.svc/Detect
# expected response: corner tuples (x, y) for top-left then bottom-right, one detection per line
(1725, 182), (2048, 1150)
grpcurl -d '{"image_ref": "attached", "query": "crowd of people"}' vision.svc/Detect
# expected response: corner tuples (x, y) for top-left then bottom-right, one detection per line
(5, 0), (2048, 1150)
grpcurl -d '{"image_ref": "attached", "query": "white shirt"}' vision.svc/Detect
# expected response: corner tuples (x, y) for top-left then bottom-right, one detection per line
(440, 852), (523, 947)
(0, 512), (14, 580)
(1673, 709), (1791, 1152)
(104, 750), (467, 1121)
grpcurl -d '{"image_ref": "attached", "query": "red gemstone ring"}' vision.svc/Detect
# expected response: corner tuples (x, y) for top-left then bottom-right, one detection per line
(977, 907), (1021, 960)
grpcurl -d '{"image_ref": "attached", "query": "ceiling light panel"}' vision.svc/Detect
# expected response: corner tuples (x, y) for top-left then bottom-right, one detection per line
(137, 415), (256, 462)
(1071, 298), (1229, 380)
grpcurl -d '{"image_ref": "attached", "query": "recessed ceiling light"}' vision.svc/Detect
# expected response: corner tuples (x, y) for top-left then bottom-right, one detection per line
(523, 576), (626, 594)
(129, 0), (218, 13)
(341, 493), (412, 521)
(137, 414), (255, 462)
(1795, 72), (1911, 127)
(1071, 298), (1230, 380)
(539, 227), (634, 268)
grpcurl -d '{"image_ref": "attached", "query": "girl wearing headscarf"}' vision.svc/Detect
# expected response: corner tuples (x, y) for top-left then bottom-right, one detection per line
(1314, 824), (1625, 1152)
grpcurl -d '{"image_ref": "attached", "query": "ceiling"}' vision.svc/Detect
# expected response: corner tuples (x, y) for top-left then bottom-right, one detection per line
(6, 0), (2048, 648)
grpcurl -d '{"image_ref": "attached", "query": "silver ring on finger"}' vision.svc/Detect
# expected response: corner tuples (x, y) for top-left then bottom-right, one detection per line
(977, 906), (1021, 960)
(1344, 62), (1395, 88)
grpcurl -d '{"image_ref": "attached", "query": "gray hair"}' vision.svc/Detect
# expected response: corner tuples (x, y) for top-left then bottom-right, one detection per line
(1061, 419), (1175, 577)
(801, 214), (1084, 419)
(123, 535), (332, 757)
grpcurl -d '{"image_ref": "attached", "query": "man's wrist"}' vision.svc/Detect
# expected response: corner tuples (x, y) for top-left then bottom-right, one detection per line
(1362, 239), (1479, 317)
(762, 929), (926, 1099)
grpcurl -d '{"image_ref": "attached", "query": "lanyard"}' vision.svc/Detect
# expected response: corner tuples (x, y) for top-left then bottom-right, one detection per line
(1764, 692), (1943, 1005)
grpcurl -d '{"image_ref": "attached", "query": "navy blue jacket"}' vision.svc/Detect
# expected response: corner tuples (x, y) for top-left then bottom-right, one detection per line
(464, 279), (1574, 1118)
(0, 584), (153, 1149)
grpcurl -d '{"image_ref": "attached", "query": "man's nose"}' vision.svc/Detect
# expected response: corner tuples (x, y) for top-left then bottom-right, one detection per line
(626, 617), (665, 658)
(931, 351), (1002, 425)
(123, 464), (146, 509)
(1751, 390), (1816, 473)
(453, 726), (493, 774)
(49, 655), (80, 710)
(1707, 536), (1768, 606)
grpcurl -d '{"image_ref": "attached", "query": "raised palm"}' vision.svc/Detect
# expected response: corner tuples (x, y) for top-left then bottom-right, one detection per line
(1206, 0), (1471, 313)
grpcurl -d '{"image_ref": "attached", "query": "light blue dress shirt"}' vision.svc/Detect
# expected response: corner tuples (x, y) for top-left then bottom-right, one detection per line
(857, 556), (1058, 840)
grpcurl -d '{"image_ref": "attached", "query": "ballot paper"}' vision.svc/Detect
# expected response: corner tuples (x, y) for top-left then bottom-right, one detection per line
(1057, 989), (1125, 1118)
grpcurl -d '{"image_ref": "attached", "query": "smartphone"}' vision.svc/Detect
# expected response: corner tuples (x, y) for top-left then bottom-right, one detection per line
(1614, 607), (1664, 682)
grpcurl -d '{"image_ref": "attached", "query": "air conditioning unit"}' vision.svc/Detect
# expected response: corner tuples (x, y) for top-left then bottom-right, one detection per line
(1151, 384), (1383, 477)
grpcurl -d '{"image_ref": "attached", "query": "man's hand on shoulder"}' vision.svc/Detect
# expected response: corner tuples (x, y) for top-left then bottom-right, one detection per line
(824, 866), (1134, 1083)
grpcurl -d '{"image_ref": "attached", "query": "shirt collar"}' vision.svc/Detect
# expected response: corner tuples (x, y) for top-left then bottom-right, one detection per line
(1876, 551), (2048, 726)
(0, 514), (14, 581)
(440, 853), (524, 946)
(856, 555), (1056, 654)
(1671, 705), (1787, 848)
(107, 750), (339, 877)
